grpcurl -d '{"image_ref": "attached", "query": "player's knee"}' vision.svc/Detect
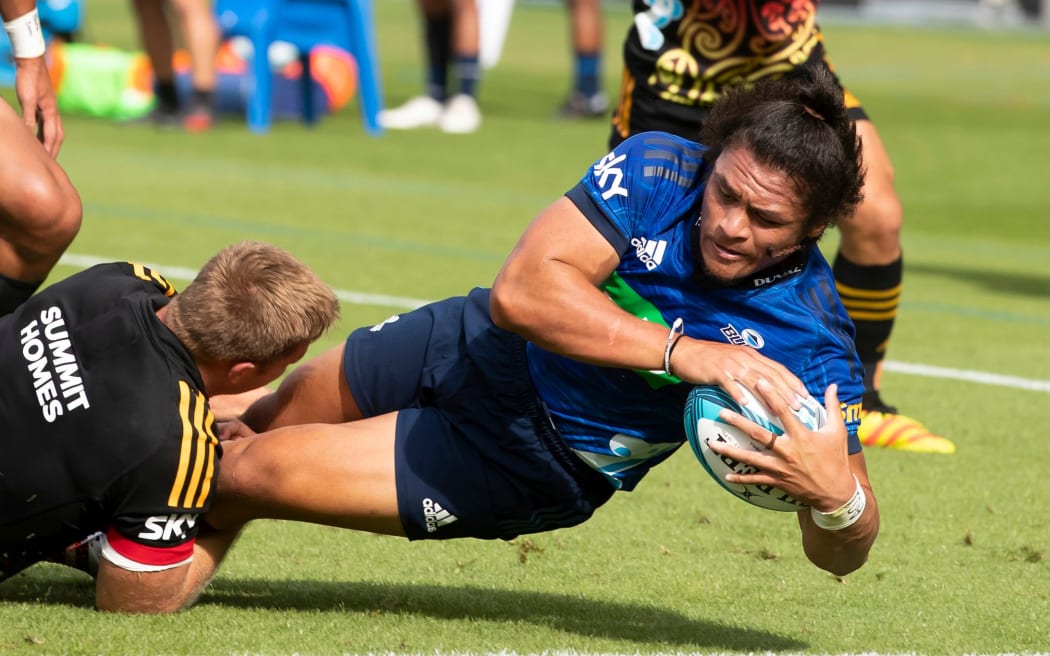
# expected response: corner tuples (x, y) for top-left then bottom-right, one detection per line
(14, 170), (83, 256)
(49, 180), (84, 251)
(215, 442), (259, 504)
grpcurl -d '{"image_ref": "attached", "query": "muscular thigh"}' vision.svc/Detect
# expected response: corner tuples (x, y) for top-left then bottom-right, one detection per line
(244, 343), (360, 430)
(0, 99), (79, 282)
(213, 415), (403, 535)
(0, 101), (45, 232)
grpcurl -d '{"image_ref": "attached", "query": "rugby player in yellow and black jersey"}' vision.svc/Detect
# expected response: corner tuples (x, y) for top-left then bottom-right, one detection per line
(0, 241), (338, 612)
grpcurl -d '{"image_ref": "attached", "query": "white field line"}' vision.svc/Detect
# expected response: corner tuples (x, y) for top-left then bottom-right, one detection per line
(58, 253), (432, 311)
(59, 253), (1050, 394)
(883, 361), (1050, 393)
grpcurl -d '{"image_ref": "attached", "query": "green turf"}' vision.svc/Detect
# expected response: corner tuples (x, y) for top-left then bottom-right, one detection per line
(1, 1), (1049, 654)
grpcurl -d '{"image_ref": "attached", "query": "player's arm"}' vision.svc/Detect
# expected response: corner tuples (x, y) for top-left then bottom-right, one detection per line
(710, 381), (879, 575)
(0, 0), (63, 155)
(492, 195), (653, 366)
(491, 196), (806, 399)
(796, 451), (878, 576)
(93, 522), (241, 613)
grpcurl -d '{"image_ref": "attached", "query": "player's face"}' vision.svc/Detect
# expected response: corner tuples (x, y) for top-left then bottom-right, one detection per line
(698, 145), (816, 283)
(241, 342), (311, 393)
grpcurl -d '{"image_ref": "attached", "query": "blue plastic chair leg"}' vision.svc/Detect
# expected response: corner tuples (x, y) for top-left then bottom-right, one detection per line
(247, 34), (273, 133)
(348, 0), (383, 135)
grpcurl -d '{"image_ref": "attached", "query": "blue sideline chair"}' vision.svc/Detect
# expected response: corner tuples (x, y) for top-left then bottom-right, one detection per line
(214, 0), (384, 135)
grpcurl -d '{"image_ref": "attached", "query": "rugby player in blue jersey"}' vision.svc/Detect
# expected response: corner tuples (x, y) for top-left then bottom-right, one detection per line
(214, 64), (880, 577)
(609, 0), (953, 454)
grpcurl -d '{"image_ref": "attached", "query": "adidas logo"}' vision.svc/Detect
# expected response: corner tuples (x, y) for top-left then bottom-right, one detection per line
(422, 498), (458, 533)
(631, 236), (667, 270)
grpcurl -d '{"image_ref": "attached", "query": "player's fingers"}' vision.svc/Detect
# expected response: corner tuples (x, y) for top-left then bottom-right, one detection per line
(217, 419), (257, 442)
(823, 383), (840, 417)
(728, 354), (803, 409)
(758, 362), (806, 407)
(753, 378), (809, 436)
(40, 113), (63, 157)
(716, 406), (780, 446)
(22, 105), (38, 135)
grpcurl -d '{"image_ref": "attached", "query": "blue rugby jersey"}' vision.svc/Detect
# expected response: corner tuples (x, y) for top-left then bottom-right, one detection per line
(526, 132), (865, 490)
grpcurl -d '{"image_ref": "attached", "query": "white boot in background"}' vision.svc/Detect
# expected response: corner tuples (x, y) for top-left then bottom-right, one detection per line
(377, 96), (444, 130)
(440, 94), (482, 134)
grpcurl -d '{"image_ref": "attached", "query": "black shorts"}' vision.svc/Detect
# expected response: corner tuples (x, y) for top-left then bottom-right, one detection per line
(342, 288), (614, 541)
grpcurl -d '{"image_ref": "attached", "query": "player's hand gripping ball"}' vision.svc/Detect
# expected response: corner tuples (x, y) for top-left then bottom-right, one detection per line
(684, 384), (827, 511)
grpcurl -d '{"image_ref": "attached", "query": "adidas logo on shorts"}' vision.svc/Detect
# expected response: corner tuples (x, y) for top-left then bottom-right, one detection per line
(422, 498), (458, 533)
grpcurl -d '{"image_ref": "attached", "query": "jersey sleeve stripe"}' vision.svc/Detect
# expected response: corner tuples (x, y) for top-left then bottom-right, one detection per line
(183, 393), (209, 507)
(183, 393), (218, 509)
(167, 380), (195, 507)
(194, 409), (218, 508)
(166, 382), (217, 509)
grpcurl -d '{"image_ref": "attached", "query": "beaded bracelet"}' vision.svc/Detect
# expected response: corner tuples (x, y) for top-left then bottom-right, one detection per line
(661, 317), (684, 377)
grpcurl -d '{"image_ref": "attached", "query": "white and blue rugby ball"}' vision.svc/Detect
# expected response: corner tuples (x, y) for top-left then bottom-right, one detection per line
(683, 384), (826, 512)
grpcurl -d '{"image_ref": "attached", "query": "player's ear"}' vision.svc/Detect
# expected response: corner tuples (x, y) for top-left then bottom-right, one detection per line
(225, 361), (260, 386)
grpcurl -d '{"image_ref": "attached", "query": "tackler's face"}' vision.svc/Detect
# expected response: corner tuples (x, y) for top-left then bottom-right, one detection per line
(697, 145), (821, 283)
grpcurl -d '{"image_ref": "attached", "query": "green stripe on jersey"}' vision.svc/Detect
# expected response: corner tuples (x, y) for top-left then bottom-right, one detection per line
(601, 272), (679, 389)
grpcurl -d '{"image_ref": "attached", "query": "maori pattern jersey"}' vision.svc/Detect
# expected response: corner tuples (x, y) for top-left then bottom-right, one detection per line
(612, 0), (863, 143)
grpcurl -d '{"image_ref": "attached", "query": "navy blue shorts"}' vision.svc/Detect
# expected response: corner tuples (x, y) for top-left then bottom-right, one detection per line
(342, 288), (614, 541)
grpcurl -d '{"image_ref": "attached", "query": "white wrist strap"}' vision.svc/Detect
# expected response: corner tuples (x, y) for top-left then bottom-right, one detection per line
(809, 475), (866, 531)
(4, 8), (46, 59)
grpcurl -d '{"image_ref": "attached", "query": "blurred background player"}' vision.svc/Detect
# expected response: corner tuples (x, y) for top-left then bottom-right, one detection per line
(0, 0), (83, 314)
(378, 0), (482, 134)
(557, 0), (608, 119)
(130, 0), (220, 131)
(608, 0), (953, 453)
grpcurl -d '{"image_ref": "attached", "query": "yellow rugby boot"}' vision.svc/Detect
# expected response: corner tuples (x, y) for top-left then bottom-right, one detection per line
(858, 399), (956, 454)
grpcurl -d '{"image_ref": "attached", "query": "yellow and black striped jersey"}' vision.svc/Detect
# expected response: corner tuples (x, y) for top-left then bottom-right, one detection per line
(0, 262), (218, 569)
(626, 0), (824, 105)
(613, 1), (864, 144)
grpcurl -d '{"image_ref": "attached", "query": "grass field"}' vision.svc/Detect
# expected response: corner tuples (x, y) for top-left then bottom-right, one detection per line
(2, 1), (1049, 654)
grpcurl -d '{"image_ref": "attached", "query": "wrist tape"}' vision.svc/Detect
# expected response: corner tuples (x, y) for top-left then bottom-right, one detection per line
(4, 8), (46, 59)
(809, 475), (866, 531)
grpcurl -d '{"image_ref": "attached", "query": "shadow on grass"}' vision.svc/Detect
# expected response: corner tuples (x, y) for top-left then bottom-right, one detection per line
(0, 567), (94, 609)
(907, 262), (1050, 299)
(200, 578), (807, 651)
(0, 571), (807, 651)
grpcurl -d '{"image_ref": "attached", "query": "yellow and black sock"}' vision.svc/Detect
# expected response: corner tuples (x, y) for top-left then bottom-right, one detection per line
(834, 254), (902, 409)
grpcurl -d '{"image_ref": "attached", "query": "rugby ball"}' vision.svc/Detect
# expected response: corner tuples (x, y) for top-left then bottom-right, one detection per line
(683, 384), (827, 512)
